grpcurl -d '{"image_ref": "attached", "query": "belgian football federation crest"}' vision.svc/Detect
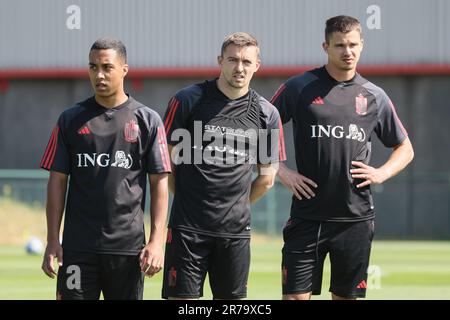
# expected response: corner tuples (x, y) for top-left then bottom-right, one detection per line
(355, 94), (368, 115)
(124, 120), (139, 143)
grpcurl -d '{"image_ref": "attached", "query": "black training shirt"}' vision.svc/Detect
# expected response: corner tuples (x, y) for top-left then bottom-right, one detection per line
(164, 80), (285, 238)
(41, 96), (171, 254)
(271, 67), (407, 222)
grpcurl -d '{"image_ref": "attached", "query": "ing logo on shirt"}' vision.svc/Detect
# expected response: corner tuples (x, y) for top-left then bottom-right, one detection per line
(76, 150), (133, 169)
(311, 124), (366, 142)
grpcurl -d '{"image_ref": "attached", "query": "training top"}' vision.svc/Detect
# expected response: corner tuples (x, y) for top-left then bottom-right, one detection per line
(164, 79), (286, 238)
(40, 96), (171, 255)
(271, 66), (407, 222)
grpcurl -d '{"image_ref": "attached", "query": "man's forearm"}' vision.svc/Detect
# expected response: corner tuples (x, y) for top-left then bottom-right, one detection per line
(149, 174), (169, 244)
(250, 164), (277, 204)
(168, 167), (176, 195)
(380, 137), (414, 181)
(46, 172), (68, 242)
(277, 162), (289, 182)
(250, 176), (273, 204)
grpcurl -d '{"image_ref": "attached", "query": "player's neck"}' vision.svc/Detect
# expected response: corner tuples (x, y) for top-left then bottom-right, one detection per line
(216, 78), (249, 100)
(325, 64), (356, 82)
(95, 91), (128, 109)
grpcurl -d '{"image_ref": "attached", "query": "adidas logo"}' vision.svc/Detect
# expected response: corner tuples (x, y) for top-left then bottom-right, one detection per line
(77, 126), (91, 135)
(356, 280), (367, 289)
(312, 97), (324, 105)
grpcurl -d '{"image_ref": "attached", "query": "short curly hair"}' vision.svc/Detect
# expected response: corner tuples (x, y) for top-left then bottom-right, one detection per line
(90, 37), (127, 63)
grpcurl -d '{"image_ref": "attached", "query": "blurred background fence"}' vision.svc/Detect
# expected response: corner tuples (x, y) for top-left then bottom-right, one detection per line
(1, 169), (449, 239)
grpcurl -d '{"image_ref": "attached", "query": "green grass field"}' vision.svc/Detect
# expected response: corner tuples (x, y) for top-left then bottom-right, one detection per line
(1, 239), (450, 300)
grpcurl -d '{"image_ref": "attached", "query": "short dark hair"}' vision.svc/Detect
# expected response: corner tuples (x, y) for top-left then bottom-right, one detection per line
(90, 37), (127, 63)
(220, 32), (259, 57)
(325, 15), (362, 43)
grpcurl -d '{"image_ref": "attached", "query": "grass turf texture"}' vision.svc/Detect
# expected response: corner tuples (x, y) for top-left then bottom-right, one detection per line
(1, 239), (450, 300)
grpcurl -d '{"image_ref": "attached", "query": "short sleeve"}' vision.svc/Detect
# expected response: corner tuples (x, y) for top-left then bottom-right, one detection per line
(163, 96), (187, 145)
(374, 94), (408, 147)
(258, 98), (287, 164)
(146, 114), (172, 174)
(270, 81), (298, 124)
(40, 114), (70, 174)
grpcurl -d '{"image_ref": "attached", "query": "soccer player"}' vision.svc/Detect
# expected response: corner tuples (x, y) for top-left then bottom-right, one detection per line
(162, 32), (286, 299)
(271, 16), (414, 300)
(40, 38), (171, 300)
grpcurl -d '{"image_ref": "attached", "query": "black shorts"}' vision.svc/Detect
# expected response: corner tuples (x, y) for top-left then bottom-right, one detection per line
(56, 251), (144, 300)
(162, 228), (250, 299)
(282, 218), (374, 298)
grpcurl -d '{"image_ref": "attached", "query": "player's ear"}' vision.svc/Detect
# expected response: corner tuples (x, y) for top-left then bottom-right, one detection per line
(322, 41), (328, 53)
(255, 58), (261, 72)
(122, 64), (129, 77)
(360, 38), (364, 51)
(217, 55), (223, 66)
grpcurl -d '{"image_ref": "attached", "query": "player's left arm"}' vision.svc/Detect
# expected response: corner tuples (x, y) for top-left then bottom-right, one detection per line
(140, 172), (169, 277)
(351, 137), (414, 188)
(250, 97), (286, 203)
(250, 163), (278, 204)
